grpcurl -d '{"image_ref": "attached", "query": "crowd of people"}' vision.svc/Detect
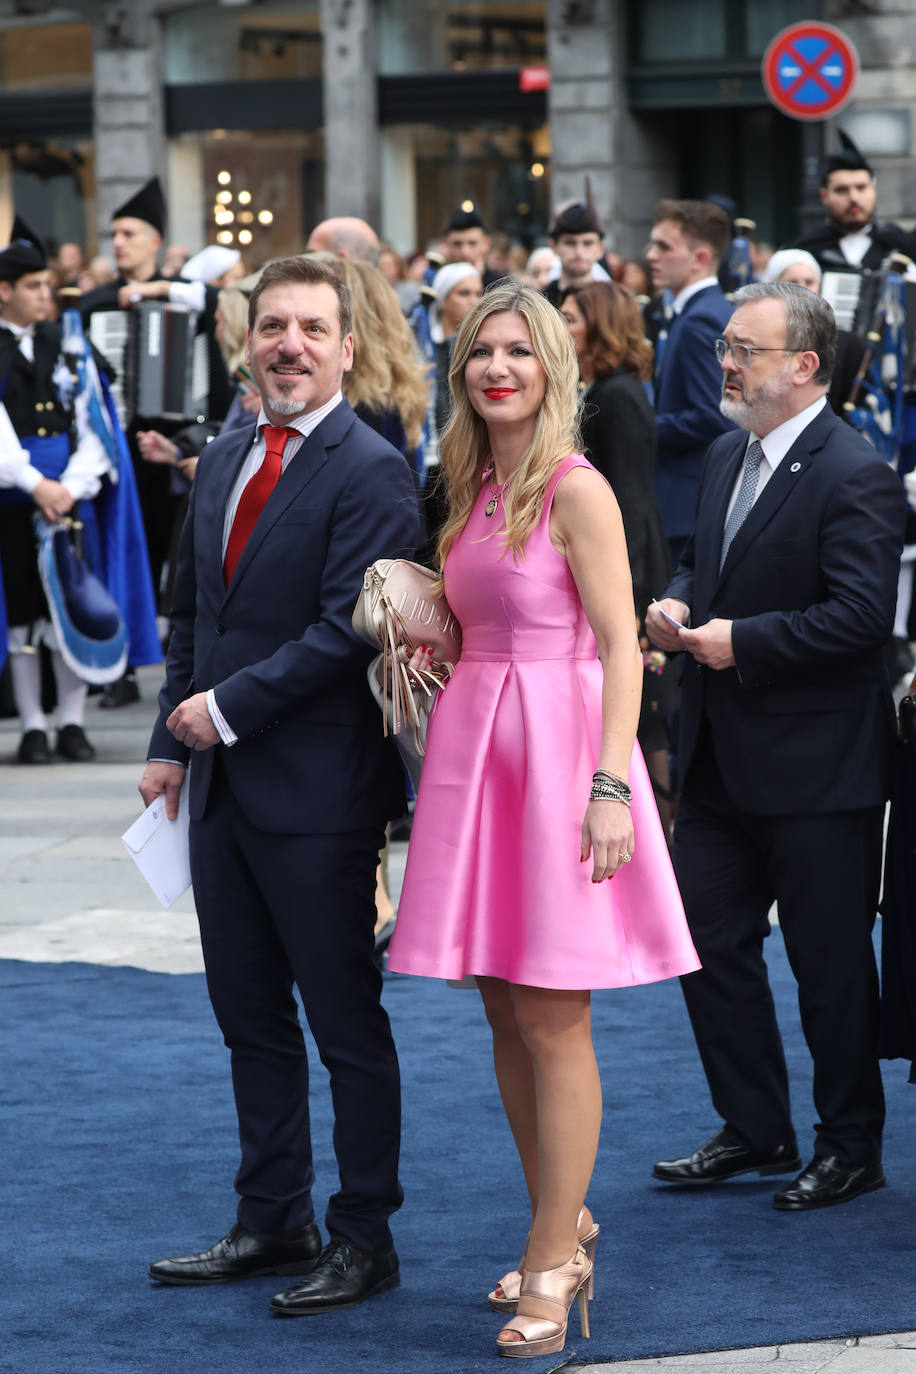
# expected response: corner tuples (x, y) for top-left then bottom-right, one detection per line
(2, 128), (916, 1359)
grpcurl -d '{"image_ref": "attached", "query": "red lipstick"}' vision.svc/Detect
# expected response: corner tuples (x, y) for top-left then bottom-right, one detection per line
(483, 388), (516, 399)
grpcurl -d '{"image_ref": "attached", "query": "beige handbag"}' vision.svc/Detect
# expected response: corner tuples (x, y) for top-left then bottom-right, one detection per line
(352, 559), (461, 756)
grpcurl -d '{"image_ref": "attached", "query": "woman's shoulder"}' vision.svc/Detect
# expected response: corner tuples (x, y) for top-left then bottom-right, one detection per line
(549, 454), (607, 498)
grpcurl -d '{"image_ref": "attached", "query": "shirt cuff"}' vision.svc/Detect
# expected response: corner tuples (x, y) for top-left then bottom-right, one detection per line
(147, 757), (188, 767)
(206, 687), (238, 746)
(18, 463), (45, 494)
(168, 280), (207, 312)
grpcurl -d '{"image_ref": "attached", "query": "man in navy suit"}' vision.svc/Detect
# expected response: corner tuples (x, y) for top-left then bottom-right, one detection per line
(646, 282), (905, 1210)
(646, 200), (737, 565)
(139, 256), (419, 1310)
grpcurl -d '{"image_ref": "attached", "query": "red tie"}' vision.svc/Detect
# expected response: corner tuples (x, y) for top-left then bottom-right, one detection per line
(223, 425), (297, 585)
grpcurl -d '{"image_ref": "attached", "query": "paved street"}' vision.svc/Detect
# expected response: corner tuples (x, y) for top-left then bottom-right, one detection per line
(1, 664), (914, 1372)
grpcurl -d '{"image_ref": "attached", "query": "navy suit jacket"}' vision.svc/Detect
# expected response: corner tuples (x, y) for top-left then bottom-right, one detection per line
(148, 398), (420, 832)
(667, 403), (906, 815)
(654, 283), (736, 540)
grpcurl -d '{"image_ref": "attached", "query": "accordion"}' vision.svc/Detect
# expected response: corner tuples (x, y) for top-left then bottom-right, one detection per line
(88, 301), (210, 426)
(820, 271), (884, 335)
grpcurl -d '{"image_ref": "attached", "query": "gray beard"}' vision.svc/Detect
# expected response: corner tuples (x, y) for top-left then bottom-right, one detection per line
(265, 393), (307, 416)
(720, 393), (755, 428)
(720, 369), (791, 433)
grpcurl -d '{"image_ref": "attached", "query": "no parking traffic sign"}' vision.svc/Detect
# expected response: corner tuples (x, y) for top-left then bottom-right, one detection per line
(762, 21), (859, 121)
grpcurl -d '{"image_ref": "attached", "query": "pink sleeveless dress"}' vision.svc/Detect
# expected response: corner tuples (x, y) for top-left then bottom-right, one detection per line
(387, 455), (699, 990)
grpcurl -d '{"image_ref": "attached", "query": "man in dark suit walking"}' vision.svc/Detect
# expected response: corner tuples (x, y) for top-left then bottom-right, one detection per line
(646, 200), (737, 566)
(138, 256), (419, 1310)
(646, 281), (905, 1210)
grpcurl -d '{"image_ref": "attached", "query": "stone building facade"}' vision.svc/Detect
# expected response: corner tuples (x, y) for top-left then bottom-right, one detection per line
(0, 0), (913, 261)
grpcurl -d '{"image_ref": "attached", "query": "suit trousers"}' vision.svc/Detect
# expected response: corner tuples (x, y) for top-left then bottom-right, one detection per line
(189, 755), (403, 1251)
(673, 737), (885, 1164)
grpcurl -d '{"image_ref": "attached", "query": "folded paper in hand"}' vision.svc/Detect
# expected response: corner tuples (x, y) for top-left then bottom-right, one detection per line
(122, 774), (191, 909)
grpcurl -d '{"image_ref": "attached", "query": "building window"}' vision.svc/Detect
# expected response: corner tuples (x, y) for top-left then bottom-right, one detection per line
(0, 20), (92, 88)
(378, 0), (545, 76)
(163, 1), (321, 85)
(632, 0), (726, 64)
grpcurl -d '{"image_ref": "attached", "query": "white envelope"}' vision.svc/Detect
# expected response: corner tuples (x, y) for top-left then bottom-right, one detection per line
(122, 775), (192, 910)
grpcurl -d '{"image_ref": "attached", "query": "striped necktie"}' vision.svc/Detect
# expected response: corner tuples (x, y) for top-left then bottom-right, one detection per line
(719, 439), (764, 571)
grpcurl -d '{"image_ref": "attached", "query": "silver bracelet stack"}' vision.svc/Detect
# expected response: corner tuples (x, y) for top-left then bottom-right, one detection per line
(590, 769), (632, 806)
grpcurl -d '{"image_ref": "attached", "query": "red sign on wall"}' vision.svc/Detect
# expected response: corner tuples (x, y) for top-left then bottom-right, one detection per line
(519, 66), (550, 93)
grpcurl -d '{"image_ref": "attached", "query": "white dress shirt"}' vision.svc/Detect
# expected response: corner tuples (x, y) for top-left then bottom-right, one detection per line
(724, 395), (827, 522)
(838, 227), (872, 268)
(672, 275), (719, 315)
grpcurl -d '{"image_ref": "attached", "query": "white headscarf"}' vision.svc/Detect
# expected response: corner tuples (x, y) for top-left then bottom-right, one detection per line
(429, 261), (481, 344)
(180, 245), (242, 283)
(761, 249), (822, 287)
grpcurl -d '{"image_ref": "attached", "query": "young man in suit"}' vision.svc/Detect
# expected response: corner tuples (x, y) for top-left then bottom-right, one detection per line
(139, 255), (419, 1311)
(646, 199), (737, 566)
(646, 282), (905, 1210)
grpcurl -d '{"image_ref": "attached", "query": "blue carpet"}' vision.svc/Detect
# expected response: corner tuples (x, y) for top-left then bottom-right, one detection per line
(3, 934), (915, 1374)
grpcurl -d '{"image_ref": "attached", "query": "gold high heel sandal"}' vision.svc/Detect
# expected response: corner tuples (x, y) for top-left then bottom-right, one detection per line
(495, 1246), (592, 1359)
(487, 1209), (599, 1313)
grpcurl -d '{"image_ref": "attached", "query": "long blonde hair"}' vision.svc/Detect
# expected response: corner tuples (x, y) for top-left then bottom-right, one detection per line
(437, 280), (581, 569)
(312, 253), (429, 450)
(216, 287), (249, 373)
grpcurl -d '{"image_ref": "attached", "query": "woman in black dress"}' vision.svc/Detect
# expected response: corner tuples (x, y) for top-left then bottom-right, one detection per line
(559, 280), (674, 828)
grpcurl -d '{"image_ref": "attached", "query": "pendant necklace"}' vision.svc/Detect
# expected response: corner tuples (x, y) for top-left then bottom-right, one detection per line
(484, 465), (514, 518)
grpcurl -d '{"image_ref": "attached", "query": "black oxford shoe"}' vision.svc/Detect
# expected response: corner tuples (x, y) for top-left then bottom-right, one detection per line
(270, 1237), (400, 1315)
(56, 724), (96, 762)
(773, 1155), (886, 1211)
(17, 729), (51, 764)
(149, 1221), (322, 1285)
(652, 1127), (802, 1185)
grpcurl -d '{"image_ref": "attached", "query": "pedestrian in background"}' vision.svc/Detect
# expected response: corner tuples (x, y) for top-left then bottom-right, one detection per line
(645, 199), (735, 566)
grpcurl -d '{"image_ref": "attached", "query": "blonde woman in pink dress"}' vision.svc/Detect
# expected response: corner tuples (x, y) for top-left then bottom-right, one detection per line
(387, 282), (699, 1359)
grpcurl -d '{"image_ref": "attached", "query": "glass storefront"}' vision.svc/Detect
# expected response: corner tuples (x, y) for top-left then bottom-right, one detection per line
(170, 130), (324, 263)
(5, 138), (95, 253)
(404, 122), (550, 250)
(0, 15), (93, 251)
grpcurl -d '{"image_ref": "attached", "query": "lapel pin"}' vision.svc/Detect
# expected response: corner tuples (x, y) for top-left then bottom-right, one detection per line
(790, 462), (801, 473)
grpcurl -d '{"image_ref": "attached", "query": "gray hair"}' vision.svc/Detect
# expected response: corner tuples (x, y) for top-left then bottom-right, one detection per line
(733, 281), (835, 386)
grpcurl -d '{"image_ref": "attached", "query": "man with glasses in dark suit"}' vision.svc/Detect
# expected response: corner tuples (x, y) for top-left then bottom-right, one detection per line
(647, 281), (905, 1211)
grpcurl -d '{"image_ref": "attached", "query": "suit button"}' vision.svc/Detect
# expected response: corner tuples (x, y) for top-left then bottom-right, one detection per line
(215, 622), (226, 636)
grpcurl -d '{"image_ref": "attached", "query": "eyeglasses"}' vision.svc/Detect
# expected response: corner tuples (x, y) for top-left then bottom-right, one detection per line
(714, 339), (801, 369)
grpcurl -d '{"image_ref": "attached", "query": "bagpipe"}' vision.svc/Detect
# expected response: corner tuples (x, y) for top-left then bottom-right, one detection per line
(841, 253), (915, 466)
(726, 218), (757, 291)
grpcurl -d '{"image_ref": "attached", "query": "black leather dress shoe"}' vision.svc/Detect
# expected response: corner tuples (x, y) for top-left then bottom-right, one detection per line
(270, 1237), (399, 1315)
(17, 729), (51, 764)
(652, 1127), (802, 1185)
(56, 724), (96, 761)
(773, 1155), (885, 1211)
(149, 1221), (322, 1285)
(99, 674), (140, 709)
